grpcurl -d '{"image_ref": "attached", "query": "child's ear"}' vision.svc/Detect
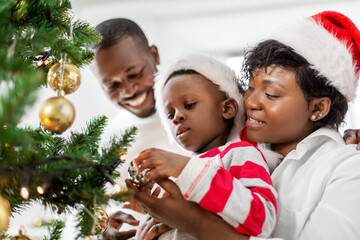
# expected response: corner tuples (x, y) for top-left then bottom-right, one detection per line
(222, 98), (238, 120)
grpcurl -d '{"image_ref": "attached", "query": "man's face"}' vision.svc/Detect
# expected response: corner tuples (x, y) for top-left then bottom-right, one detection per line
(93, 37), (159, 118)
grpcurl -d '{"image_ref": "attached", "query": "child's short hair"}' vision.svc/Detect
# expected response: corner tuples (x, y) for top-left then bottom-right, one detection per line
(241, 39), (348, 130)
(155, 54), (244, 142)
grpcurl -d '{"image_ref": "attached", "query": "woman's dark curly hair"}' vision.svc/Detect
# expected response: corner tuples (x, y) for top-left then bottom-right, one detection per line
(241, 39), (348, 130)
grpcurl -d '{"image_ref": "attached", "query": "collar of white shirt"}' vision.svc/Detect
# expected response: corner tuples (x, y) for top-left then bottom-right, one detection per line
(285, 127), (344, 161)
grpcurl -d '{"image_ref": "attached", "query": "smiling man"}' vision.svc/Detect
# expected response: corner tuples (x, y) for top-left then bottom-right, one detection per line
(91, 19), (159, 118)
(88, 18), (190, 240)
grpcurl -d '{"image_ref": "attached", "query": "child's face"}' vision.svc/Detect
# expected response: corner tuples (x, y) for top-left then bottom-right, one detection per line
(243, 65), (315, 156)
(163, 73), (230, 154)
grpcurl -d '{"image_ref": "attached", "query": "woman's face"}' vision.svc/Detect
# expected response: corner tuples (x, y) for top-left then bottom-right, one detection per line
(243, 65), (315, 156)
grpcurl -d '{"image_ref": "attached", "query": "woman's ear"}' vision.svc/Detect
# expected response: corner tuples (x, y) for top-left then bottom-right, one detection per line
(222, 98), (238, 120)
(309, 97), (331, 121)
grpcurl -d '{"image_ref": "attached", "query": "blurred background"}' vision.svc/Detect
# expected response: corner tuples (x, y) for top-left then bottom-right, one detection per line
(12, 0), (360, 238)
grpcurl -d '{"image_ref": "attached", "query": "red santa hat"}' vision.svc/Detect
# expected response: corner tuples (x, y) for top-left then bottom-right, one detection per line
(272, 11), (360, 101)
(154, 54), (244, 142)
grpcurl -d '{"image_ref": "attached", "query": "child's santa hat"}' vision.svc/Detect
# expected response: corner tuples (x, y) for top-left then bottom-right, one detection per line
(154, 54), (244, 142)
(272, 11), (360, 101)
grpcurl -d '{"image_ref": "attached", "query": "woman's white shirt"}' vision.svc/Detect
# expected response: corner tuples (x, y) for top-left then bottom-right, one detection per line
(252, 127), (360, 240)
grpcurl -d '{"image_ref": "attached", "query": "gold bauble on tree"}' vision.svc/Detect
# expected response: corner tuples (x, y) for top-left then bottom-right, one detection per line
(94, 207), (109, 234)
(47, 62), (81, 94)
(39, 96), (75, 133)
(0, 195), (10, 232)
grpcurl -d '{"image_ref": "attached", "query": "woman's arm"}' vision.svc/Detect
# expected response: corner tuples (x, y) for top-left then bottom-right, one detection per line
(126, 178), (250, 240)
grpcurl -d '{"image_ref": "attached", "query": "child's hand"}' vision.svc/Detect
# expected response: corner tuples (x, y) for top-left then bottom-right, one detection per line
(133, 148), (190, 179)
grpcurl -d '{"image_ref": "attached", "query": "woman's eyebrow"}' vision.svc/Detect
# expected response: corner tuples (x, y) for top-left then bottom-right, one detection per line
(262, 79), (285, 88)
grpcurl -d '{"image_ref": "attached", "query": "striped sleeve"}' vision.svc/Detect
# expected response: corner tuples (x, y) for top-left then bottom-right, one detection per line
(176, 141), (277, 237)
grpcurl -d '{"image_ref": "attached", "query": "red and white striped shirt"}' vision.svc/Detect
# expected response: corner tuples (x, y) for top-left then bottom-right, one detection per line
(176, 138), (278, 237)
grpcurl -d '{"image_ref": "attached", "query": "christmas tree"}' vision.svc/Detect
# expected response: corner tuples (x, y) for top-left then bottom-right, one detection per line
(0, 0), (136, 239)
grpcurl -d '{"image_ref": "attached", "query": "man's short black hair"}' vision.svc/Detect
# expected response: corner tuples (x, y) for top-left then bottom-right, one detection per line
(90, 18), (149, 52)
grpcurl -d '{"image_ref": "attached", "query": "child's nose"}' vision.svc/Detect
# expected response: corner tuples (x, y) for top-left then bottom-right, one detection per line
(172, 112), (185, 124)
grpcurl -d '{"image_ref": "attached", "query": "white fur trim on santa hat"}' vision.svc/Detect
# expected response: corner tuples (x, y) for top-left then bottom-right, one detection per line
(154, 54), (244, 144)
(272, 17), (358, 101)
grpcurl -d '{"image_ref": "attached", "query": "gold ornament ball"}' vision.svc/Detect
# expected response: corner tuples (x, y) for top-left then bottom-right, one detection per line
(94, 207), (109, 234)
(0, 195), (10, 232)
(47, 62), (81, 94)
(39, 96), (75, 133)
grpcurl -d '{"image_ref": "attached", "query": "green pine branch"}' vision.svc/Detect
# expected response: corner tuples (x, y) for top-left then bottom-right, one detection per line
(0, 0), (138, 238)
(44, 220), (65, 240)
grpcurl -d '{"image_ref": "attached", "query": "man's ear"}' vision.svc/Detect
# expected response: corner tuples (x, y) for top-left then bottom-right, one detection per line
(222, 98), (238, 120)
(309, 97), (331, 121)
(149, 45), (160, 65)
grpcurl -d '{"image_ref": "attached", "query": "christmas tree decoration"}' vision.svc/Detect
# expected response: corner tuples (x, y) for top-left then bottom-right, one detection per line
(10, 229), (31, 240)
(39, 96), (75, 133)
(0, 195), (10, 232)
(47, 62), (81, 94)
(20, 186), (29, 199)
(128, 160), (148, 183)
(1, 0), (137, 238)
(120, 153), (127, 162)
(94, 207), (109, 234)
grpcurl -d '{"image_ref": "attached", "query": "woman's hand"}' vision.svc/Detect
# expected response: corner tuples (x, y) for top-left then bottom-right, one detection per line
(343, 129), (360, 150)
(126, 177), (199, 232)
(126, 178), (250, 240)
(135, 214), (172, 240)
(133, 148), (190, 179)
(123, 197), (145, 214)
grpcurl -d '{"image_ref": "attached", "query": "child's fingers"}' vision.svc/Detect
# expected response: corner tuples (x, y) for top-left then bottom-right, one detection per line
(133, 151), (160, 167)
(138, 148), (160, 155)
(138, 158), (164, 172)
(145, 167), (170, 180)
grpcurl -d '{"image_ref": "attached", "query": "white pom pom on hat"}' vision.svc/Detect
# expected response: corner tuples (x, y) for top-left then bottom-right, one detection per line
(154, 54), (244, 142)
(272, 11), (360, 101)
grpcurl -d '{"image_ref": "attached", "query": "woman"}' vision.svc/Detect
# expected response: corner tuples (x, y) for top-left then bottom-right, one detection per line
(126, 11), (360, 240)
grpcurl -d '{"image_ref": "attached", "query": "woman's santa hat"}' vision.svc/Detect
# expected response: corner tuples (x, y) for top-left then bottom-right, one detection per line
(272, 11), (360, 101)
(154, 54), (244, 142)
